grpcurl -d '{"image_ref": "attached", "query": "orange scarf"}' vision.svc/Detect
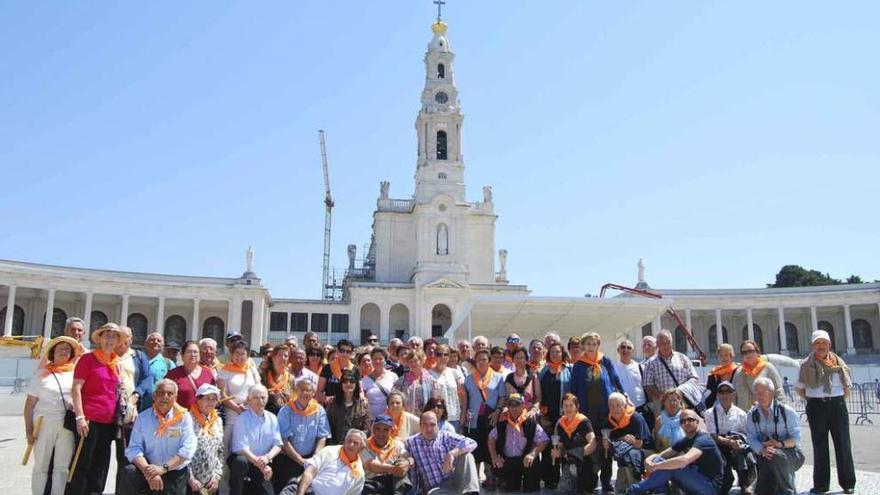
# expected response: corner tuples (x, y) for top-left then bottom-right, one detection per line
(189, 404), (219, 433)
(386, 408), (405, 439)
(608, 403), (636, 431)
(154, 403), (187, 437)
(290, 398), (320, 417)
(473, 367), (495, 402)
(546, 360), (565, 375)
(338, 446), (364, 478)
(741, 356), (767, 378)
(223, 361), (251, 374)
(578, 352), (604, 378)
(527, 360), (545, 372)
(267, 370), (290, 393)
(44, 362), (76, 377)
(818, 353), (837, 368)
(559, 413), (587, 438)
(425, 357), (437, 369)
(506, 409), (528, 432)
(367, 436), (396, 463)
(710, 362), (738, 379)
(93, 349), (120, 377)
(330, 357), (353, 380)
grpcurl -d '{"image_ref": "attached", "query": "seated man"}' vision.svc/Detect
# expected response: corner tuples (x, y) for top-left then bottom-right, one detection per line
(229, 385), (283, 495)
(123, 379), (197, 495)
(283, 429), (367, 495)
(488, 393), (549, 492)
(275, 380), (331, 492)
(601, 392), (653, 492)
(706, 380), (756, 495)
(361, 415), (412, 495)
(405, 411), (480, 495)
(745, 377), (803, 495)
(625, 409), (724, 495)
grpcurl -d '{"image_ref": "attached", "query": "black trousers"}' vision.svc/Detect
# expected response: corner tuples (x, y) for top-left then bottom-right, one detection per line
(496, 455), (541, 492)
(228, 454), (275, 495)
(65, 421), (117, 495)
(271, 454), (305, 494)
(115, 426), (134, 495)
(121, 464), (188, 495)
(717, 442), (756, 494)
(806, 396), (856, 491)
(361, 474), (412, 495)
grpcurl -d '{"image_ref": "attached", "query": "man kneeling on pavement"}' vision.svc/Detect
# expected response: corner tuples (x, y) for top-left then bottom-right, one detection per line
(706, 380), (756, 495)
(362, 415), (412, 495)
(488, 393), (550, 493)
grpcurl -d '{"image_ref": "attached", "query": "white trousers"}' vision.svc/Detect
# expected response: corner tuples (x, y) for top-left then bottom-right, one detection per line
(31, 418), (75, 495)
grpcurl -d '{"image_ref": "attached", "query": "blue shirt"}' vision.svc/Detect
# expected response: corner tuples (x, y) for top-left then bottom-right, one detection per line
(463, 370), (505, 429)
(745, 401), (801, 454)
(277, 402), (331, 456)
(125, 407), (197, 469)
(231, 408), (283, 456)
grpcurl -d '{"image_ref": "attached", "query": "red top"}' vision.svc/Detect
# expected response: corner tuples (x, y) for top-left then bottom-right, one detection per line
(165, 366), (216, 408)
(73, 352), (120, 424)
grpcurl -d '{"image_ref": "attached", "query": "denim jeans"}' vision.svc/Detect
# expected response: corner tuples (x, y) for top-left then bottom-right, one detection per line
(630, 464), (718, 495)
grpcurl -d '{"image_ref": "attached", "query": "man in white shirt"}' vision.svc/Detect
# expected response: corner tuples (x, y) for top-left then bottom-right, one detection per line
(705, 380), (755, 495)
(285, 429), (367, 495)
(613, 339), (645, 408)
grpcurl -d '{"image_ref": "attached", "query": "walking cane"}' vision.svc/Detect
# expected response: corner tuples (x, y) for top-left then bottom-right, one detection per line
(21, 416), (43, 465)
(67, 433), (85, 483)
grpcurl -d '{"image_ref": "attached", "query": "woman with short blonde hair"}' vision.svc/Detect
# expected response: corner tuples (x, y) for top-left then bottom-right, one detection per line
(705, 343), (738, 408)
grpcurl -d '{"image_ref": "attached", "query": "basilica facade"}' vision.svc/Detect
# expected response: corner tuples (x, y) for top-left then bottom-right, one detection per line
(2, 19), (878, 358)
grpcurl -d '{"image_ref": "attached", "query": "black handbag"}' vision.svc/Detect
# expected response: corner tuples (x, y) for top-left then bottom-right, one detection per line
(50, 372), (77, 433)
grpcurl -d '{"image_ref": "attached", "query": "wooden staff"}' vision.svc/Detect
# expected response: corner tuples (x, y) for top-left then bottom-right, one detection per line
(21, 416), (43, 465)
(67, 434), (85, 483)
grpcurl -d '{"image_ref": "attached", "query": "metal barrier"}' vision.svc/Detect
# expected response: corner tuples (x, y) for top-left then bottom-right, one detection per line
(788, 382), (877, 425)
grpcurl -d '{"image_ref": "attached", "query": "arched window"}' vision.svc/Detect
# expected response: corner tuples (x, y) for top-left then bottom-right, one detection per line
(128, 313), (148, 347)
(777, 322), (799, 354)
(852, 319), (873, 350)
(673, 326), (688, 353)
(437, 63), (445, 79)
(436, 224), (449, 255)
(0, 305), (26, 336)
(202, 317), (225, 347)
(90, 311), (108, 332)
(741, 323), (764, 351)
(817, 320), (836, 351)
(708, 324), (728, 346)
(436, 131), (447, 160)
(641, 324), (652, 339)
(45, 308), (68, 338)
(164, 315), (187, 348)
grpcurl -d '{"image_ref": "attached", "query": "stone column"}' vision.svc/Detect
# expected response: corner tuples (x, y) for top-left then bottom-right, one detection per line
(3, 285), (16, 337)
(684, 309), (694, 358)
(715, 309), (724, 347)
(156, 296), (166, 335)
(226, 299), (235, 334)
(190, 298), (200, 341)
(810, 306), (818, 333)
(746, 308), (755, 341)
(651, 315), (661, 335)
(250, 298), (264, 350)
(120, 294), (130, 325)
(43, 288), (56, 339)
(777, 307), (787, 354)
(844, 304), (856, 355)
(230, 295), (242, 333)
(379, 305), (390, 344)
(83, 291), (94, 332)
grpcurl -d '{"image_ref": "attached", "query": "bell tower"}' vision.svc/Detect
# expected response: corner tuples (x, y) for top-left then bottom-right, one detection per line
(414, 15), (465, 204)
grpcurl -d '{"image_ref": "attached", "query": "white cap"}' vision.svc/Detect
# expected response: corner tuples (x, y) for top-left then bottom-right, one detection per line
(195, 383), (221, 398)
(811, 330), (831, 344)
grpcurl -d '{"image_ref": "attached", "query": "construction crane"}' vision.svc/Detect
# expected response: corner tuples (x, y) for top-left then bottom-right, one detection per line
(318, 130), (335, 300)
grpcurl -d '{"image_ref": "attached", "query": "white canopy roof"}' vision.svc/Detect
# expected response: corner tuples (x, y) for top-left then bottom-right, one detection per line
(445, 295), (671, 347)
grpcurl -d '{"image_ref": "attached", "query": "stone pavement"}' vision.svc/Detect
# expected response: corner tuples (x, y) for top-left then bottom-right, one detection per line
(1, 390), (878, 494)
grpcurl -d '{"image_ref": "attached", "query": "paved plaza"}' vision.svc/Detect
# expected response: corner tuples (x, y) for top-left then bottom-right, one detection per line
(1, 391), (878, 494)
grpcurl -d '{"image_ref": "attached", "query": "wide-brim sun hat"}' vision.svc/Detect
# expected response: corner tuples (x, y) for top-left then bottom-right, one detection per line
(91, 322), (122, 344)
(44, 336), (83, 361)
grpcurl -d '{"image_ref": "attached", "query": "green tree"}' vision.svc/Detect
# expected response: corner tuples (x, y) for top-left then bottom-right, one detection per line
(769, 265), (841, 288)
(846, 275), (864, 284)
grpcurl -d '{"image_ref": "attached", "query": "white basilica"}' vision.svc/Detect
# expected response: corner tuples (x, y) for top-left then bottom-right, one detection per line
(1, 18), (878, 360)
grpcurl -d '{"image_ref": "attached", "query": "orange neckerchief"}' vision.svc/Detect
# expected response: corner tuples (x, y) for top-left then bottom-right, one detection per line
(578, 352), (604, 377)
(527, 360), (545, 372)
(559, 413), (587, 438)
(608, 403), (636, 431)
(223, 361), (251, 374)
(817, 352), (837, 368)
(330, 357), (354, 380)
(44, 361), (76, 377)
(546, 359), (565, 375)
(741, 356), (767, 378)
(506, 409), (528, 432)
(710, 362), (738, 379)
(473, 367), (496, 402)
(490, 362), (503, 372)
(267, 370), (290, 393)
(290, 398), (320, 417)
(338, 447), (364, 478)
(154, 403), (187, 437)
(367, 436), (396, 463)
(425, 357), (437, 369)
(93, 349), (120, 377)
(189, 404), (219, 433)
(386, 408), (405, 439)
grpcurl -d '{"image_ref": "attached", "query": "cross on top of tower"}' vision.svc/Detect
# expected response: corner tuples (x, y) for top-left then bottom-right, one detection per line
(433, 0), (445, 20)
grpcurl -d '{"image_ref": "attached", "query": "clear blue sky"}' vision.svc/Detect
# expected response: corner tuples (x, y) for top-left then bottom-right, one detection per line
(1, 1), (878, 298)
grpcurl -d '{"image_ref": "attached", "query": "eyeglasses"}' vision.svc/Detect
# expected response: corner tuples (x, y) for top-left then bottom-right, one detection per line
(368, 338), (378, 343)
(742, 349), (758, 355)
(342, 379), (357, 385)
(339, 349), (353, 354)
(433, 404), (446, 409)
(679, 417), (698, 424)
(436, 352), (449, 357)
(619, 346), (633, 350)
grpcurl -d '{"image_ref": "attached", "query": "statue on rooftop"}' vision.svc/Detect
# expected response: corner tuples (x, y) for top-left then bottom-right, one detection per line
(483, 185), (493, 203)
(246, 246), (255, 273)
(380, 181), (390, 200)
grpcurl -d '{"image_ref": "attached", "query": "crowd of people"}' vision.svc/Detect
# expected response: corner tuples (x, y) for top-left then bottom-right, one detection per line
(24, 317), (857, 495)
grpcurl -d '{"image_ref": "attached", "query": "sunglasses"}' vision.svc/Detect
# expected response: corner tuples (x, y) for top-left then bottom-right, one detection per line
(741, 349), (758, 355)
(619, 346), (633, 350)
(436, 352), (449, 357)
(342, 379), (357, 384)
(368, 338), (378, 343)
(679, 417), (698, 424)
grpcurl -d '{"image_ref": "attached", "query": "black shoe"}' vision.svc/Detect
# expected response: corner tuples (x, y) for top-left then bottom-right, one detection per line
(602, 484), (616, 494)
(810, 489), (829, 494)
(843, 489), (855, 494)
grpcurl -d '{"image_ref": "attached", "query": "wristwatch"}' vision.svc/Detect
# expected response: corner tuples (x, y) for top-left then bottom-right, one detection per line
(162, 463), (169, 473)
